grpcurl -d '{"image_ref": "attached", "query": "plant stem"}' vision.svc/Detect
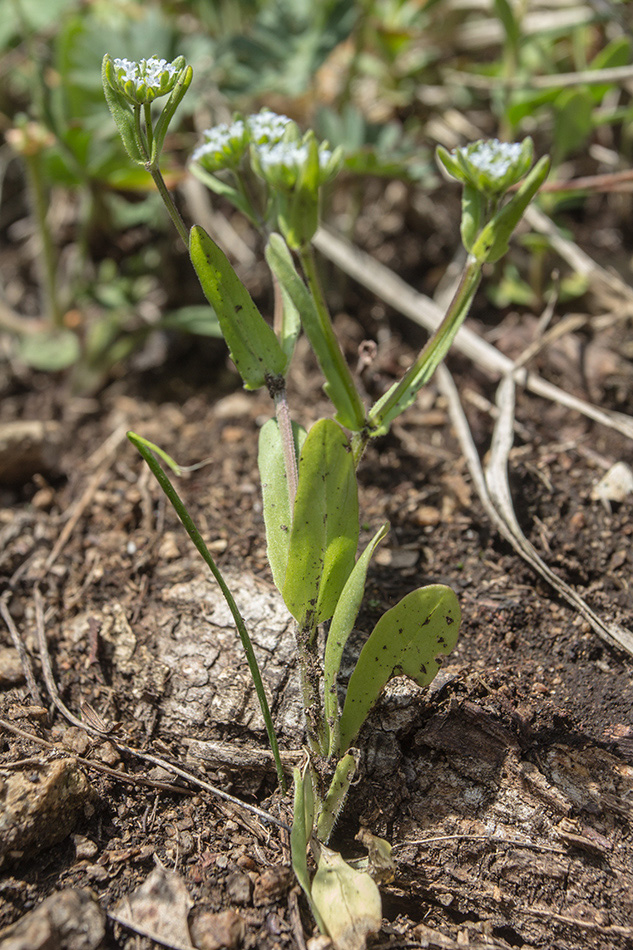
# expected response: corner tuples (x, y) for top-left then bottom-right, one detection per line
(298, 243), (365, 431)
(144, 102), (154, 156)
(365, 254), (483, 446)
(128, 432), (287, 792)
(149, 167), (190, 247)
(296, 621), (326, 756)
(274, 388), (298, 512)
(24, 152), (63, 328)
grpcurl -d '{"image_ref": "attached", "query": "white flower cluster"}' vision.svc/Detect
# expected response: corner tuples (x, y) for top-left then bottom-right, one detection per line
(192, 120), (246, 164)
(113, 57), (180, 90)
(463, 139), (523, 178)
(257, 140), (332, 172)
(247, 109), (293, 144)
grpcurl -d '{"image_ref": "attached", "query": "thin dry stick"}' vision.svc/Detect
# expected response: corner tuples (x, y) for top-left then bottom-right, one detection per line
(435, 366), (633, 657)
(0, 718), (192, 795)
(444, 63), (633, 90)
(312, 226), (633, 442)
(393, 834), (567, 855)
(32, 588), (290, 831)
(0, 593), (43, 704)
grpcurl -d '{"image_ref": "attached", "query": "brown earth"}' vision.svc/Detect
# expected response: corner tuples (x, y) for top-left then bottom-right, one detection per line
(1, 194), (633, 950)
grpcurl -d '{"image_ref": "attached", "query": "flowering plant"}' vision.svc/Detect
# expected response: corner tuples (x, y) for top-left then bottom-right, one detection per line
(104, 55), (549, 946)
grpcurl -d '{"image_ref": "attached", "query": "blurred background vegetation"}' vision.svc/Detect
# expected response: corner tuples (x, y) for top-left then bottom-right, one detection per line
(1, 0), (631, 392)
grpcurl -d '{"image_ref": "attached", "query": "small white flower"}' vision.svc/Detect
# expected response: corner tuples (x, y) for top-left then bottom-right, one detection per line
(256, 140), (332, 173)
(113, 57), (180, 89)
(247, 109), (293, 145)
(109, 56), (183, 103)
(191, 120), (248, 168)
(464, 139), (523, 177)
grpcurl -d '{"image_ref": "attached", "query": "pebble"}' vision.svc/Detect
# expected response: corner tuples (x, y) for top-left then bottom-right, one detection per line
(0, 759), (95, 868)
(190, 909), (245, 950)
(0, 647), (25, 687)
(226, 869), (253, 905)
(0, 887), (105, 949)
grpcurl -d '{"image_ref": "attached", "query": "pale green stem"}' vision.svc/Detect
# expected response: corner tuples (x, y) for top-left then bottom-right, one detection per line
(356, 255), (483, 462)
(298, 243), (365, 431)
(144, 102), (154, 156)
(273, 388), (298, 513)
(24, 152), (63, 328)
(149, 166), (189, 247)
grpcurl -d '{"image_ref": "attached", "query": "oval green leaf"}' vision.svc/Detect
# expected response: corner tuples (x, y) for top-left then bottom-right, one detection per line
(337, 584), (461, 755)
(258, 417), (307, 592)
(190, 225), (287, 389)
(282, 419), (359, 628)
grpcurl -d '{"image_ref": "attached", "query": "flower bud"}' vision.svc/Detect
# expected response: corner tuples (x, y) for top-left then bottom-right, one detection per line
(437, 137), (534, 197)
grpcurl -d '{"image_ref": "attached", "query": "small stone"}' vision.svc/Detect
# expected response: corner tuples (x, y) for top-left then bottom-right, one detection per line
(190, 909), (245, 950)
(61, 727), (91, 756)
(0, 647), (25, 687)
(253, 866), (294, 905)
(414, 505), (441, 527)
(94, 741), (120, 766)
(307, 937), (333, 950)
(591, 461), (633, 506)
(226, 870), (253, 905)
(0, 887), (105, 949)
(158, 532), (181, 561)
(73, 834), (98, 860)
(0, 759), (95, 868)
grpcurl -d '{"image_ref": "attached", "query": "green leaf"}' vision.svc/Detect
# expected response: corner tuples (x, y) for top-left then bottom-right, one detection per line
(494, 0), (521, 57)
(311, 845), (382, 950)
(158, 305), (223, 336)
(337, 584), (461, 755)
(102, 55), (145, 165)
(471, 155), (550, 263)
(189, 225), (288, 390)
(265, 234), (366, 431)
(127, 431), (285, 790)
(258, 418), (307, 591)
(553, 88), (593, 163)
(460, 183), (485, 252)
(150, 63), (193, 164)
(324, 523), (389, 756)
(587, 37), (631, 104)
(18, 329), (80, 371)
(290, 767), (327, 934)
(282, 419), (359, 628)
(189, 164), (256, 222)
(278, 278), (302, 362)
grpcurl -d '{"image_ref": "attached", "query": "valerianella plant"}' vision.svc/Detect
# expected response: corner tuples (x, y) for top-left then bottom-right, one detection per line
(103, 53), (550, 948)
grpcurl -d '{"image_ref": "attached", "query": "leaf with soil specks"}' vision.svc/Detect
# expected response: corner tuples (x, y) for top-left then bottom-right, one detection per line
(258, 417), (307, 591)
(337, 584), (461, 754)
(283, 419), (359, 627)
(190, 224), (287, 389)
(110, 865), (194, 949)
(311, 845), (382, 950)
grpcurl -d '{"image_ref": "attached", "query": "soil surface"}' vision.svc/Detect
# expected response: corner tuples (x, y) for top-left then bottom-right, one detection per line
(1, 186), (633, 950)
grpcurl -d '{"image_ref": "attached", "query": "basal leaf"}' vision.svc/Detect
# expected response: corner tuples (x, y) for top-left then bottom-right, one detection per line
(282, 419), (359, 628)
(337, 584), (461, 754)
(290, 766), (326, 934)
(258, 417), (307, 592)
(311, 846), (382, 950)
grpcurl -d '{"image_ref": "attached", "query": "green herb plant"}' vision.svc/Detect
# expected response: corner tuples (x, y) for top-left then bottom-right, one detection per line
(104, 54), (549, 945)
